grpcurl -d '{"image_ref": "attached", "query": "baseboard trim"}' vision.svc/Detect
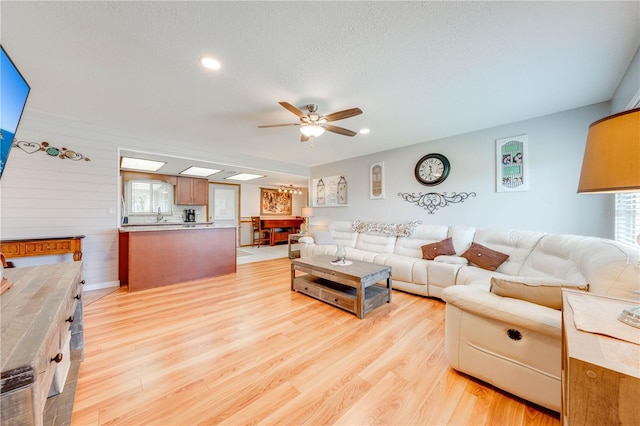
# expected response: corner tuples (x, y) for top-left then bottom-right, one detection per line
(83, 280), (120, 292)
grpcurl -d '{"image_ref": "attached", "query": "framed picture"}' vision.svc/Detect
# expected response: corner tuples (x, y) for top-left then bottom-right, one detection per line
(496, 134), (529, 192)
(260, 187), (292, 215)
(311, 175), (349, 207)
(369, 161), (385, 199)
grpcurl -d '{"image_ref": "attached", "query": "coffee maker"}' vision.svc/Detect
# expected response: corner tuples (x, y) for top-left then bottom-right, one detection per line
(185, 209), (196, 222)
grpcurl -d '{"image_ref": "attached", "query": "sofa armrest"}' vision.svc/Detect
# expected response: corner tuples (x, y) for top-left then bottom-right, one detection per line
(299, 236), (315, 244)
(441, 285), (561, 338)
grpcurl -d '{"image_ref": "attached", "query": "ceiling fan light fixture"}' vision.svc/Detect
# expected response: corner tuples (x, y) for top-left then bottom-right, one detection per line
(300, 124), (325, 138)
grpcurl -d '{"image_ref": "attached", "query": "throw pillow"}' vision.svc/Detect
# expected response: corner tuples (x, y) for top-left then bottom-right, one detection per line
(313, 231), (336, 245)
(460, 242), (509, 271)
(421, 237), (456, 260)
(490, 277), (589, 310)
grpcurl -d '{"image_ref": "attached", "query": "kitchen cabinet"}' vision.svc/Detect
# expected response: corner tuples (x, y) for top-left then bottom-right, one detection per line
(175, 176), (208, 205)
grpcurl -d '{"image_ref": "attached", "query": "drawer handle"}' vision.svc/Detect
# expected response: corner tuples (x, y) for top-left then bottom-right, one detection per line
(304, 287), (308, 291)
(75, 294), (81, 300)
(80, 280), (86, 285)
(334, 298), (338, 302)
(51, 353), (63, 363)
(66, 315), (75, 323)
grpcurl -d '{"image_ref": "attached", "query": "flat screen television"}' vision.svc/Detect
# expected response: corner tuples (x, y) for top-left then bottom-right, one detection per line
(1, 44), (31, 179)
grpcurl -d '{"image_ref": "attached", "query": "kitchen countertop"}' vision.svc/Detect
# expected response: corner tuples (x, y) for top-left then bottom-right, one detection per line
(119, 223), (237, 232)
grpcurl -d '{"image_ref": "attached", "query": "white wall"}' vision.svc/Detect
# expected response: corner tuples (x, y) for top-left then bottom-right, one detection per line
(611, 46), (640, 112)
(239, 183), (308, 218)
(308, 103), (615, 238)
(0, 112), (309, 289)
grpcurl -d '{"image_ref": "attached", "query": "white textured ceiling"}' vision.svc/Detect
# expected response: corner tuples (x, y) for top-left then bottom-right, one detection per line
(2, 1), (639, 186)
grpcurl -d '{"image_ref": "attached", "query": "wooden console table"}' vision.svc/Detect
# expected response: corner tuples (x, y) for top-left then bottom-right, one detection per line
(561, 290), (640, 425)
(1, 262), (85, 425)
(1, 236), (84, 262)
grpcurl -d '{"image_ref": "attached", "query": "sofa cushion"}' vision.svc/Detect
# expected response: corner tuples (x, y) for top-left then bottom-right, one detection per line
(312, 231), (336, 245)
(490, 277), (589, 310)
(473, 228), (546, 275)
(461, 242), (509, 271)
(434, 255), (469, 265)
(393, 224), (449, 258)
(421, 238), (456, 260)
(355, 232), (397, 254)
(328, 221), (359, 248)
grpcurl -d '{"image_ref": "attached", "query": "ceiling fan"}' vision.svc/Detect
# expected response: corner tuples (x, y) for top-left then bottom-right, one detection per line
(258, 102), (363, 142)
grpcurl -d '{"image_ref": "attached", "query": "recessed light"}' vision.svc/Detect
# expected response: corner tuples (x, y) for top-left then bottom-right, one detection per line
(200, 56), (221, 70)
(180, 166), (222, 177)
(360, 128), (370, 134)
(120, 157), (166, 172)
(225, 173), (265, 181)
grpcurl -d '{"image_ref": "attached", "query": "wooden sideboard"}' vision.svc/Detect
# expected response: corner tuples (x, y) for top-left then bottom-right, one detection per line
(260, 217), (304, 246)
(1, 262), (85, 426)
(1, 236), (84, 262)
(561, 290), (640, 425)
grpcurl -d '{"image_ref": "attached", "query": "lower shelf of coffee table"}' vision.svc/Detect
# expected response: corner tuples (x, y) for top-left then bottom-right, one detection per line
(293, 275), (389, 317)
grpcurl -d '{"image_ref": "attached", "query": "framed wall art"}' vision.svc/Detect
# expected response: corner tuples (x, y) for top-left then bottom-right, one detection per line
(496, 134), (529, 192)
(369, 161), (385, 199)
(311, 175), (349, 207)
(260, 187), (292, 215)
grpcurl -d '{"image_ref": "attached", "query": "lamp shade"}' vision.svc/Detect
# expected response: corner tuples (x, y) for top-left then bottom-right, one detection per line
(577, 108), (640, 193)
(300, 125), (325, 138)
(301, 207), (313, 218)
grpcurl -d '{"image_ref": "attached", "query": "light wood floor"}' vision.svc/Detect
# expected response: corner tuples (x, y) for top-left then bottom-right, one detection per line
(72, 258), (560, 425)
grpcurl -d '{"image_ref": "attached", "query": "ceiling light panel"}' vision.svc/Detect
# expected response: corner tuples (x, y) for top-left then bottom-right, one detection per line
(225, 173), (265, 181)
(120, 157), (166, 172)
(180, 166), (222, 177)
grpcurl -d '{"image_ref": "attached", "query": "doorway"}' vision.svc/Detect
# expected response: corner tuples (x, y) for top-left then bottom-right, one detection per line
(208, 183), (240, 245)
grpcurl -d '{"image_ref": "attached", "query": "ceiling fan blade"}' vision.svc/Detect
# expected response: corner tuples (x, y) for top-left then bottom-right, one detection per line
(279, 102), (305, 118)
(326, 124), (357, 137)
(257, 123), (299, 128)
(301, 134), (310, 142)
(324, 107), (362, 122)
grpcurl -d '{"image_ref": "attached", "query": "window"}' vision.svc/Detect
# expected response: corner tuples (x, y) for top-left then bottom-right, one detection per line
(126, 180), (173, 215)
(615, 193), (640, 246)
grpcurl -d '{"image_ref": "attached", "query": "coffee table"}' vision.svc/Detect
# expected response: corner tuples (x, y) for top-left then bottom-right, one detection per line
(291, 255), (392, 319)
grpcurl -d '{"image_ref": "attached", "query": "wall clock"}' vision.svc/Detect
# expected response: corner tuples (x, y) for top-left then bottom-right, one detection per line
(414, 153), (450, 186)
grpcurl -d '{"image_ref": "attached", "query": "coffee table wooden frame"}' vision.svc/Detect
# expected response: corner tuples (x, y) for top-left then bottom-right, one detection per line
(291, 255), (392, 319)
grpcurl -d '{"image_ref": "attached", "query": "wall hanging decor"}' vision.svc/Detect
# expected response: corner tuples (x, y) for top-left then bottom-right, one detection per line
(311, 175), (349, 207)
(369, 161), (385, 199)
(397, 191), (476, 214)
(260, 187), (292, 215)
(496, 135), (528, 192)
(13, 140), (91, 162)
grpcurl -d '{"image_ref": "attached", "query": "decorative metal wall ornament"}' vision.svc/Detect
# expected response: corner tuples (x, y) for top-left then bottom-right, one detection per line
(13, 140), (91, 161)
(397, 191), (476, 214)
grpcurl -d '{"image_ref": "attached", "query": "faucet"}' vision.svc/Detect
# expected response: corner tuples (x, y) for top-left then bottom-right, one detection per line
(157, 207), (164, 223)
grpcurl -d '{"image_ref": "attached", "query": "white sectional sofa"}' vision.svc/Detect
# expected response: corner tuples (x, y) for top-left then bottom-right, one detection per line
(299, 220), (640, 412)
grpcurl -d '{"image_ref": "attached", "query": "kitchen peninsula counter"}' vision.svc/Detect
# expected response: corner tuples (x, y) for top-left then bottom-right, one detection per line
(119, 224), (236, 292)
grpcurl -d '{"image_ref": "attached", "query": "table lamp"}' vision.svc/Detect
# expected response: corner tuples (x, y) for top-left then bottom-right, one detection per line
(577, 107), (640, 328)
(301, 207), (313, 235)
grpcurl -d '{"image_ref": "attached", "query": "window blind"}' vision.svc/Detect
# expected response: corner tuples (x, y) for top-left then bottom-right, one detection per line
(615, 192), (640, 246)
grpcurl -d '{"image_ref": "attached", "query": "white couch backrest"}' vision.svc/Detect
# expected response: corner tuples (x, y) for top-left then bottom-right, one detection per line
(393, 224), (449, 258)
(355, 232), (397, 254)
(328, 221), (358, 247)
(448, 225), (476, 254)
(520, 234), (640, 299)
(474, 228), (546, 276)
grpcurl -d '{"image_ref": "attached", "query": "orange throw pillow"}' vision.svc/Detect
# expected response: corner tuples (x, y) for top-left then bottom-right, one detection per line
(461, 242), (509, 271)
(421, 237), (456, 260)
